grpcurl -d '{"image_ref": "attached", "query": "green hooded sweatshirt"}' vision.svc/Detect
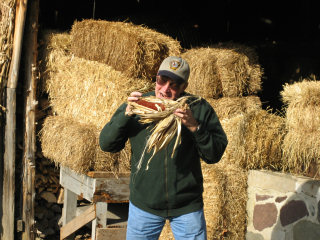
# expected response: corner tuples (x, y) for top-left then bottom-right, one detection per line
(99, 91), (228, 217)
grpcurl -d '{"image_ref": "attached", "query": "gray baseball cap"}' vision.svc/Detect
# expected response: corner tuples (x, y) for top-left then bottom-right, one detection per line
(157, 56), (190, 83)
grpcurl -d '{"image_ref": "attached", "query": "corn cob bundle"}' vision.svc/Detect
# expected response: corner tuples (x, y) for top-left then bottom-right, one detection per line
(127, 95), (200, 170)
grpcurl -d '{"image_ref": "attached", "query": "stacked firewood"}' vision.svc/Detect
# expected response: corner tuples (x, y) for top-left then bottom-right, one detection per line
(34, 144), (62, 238)
(35, 95), (92, 239)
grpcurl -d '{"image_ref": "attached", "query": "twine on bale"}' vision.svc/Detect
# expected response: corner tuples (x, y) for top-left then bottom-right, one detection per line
(126, 95), (201, 170)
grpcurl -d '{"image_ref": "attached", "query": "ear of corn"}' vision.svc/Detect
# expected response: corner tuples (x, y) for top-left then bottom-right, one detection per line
(127, 95), (200, 170)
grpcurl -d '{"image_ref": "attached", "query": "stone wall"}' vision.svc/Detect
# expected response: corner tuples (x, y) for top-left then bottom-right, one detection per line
(246, 170), (320, 240)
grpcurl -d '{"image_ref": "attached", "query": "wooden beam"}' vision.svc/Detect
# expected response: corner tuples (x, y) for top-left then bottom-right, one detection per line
(60, 204), (96, 240)
(22, 0), (39, 239)
(87, 171), (130, 179)
(2, 0), (28, 239)
(60, 167), (130, 203)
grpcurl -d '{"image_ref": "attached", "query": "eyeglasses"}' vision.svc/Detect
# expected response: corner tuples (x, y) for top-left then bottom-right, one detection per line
(156, 76), (181, 91)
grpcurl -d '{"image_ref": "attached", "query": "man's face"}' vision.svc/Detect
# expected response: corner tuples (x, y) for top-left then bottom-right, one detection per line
(155, 75), (187, 100)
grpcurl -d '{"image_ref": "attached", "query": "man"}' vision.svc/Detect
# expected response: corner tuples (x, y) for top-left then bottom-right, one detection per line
(99, 56), (228, 240)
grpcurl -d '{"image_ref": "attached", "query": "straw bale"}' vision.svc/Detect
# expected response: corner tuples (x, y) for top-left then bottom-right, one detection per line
(282, 129), (320, 178)
(40, 115), (130, 174)
(207, 96), (262, 120)
(200, 162), (248, 240)
(182, 44), (263, 98)
(214, 163), (248, 240)
(182, 48), (222, 98)
(281, 79), (320, 131)
(281, 79), (320, 106)
(281, 79), (320, 178)
(219, 114), (244, 165)
(159, 221), (174, 240)
(201, 163), (226, 239)
(45, 51), (154, 129)
(227, 109), (286, 170)
(38, 30), (72, 93)
(159, 162), (245, 240)
(70, 19), (182, 80)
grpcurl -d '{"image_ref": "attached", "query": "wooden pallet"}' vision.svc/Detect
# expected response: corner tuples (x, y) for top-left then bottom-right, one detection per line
(59, 167), (130, 240)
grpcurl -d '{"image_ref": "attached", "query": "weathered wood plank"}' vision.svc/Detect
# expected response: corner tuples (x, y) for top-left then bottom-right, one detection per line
(62, 188), (77, 226)
(60, 204), (96, 240)
(22, 0), (39, 239)
(2, 0), (28, 239)
(87, 171), (130, 178)
(2, 88), (16, 240)
(60, 167), (130, 202)
(60, 167), (96, 201)
(93, 178), (130, 203)
(91, 202), (108, 240)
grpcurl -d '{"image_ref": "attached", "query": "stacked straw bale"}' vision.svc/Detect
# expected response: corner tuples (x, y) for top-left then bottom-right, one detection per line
(224, 109), (286, 170)
(159, 163), (243, 240)
(196, 109), (286, 240)
(38, 30), (72, 93)
(179, 43), (265, 240)
(44, 51), (153, 129)
(201, 163), (226, 239)
(182, 44), (263, 98)
(40, 31), (153, 128)
(213, 163), (248, 240)
(39, 29), (154, 173)
(70, 19), (182, 80)
(40, 116), (130, 174)
(281, 79), (320, 178)
(207, 96), (262, 120)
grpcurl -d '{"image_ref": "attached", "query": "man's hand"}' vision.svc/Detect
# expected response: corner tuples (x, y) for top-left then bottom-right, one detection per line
(174, 108), (199, 132)
(125, 92), (142, 115)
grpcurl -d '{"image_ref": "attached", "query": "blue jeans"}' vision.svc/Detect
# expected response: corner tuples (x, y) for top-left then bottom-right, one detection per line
(126, 202), (207, 240)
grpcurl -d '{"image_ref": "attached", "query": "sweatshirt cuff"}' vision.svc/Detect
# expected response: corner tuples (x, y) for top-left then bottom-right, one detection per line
(193, 124), (205, 138)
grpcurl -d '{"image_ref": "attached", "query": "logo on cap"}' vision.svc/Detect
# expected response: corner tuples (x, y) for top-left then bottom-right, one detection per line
(169, 60), (181, 70)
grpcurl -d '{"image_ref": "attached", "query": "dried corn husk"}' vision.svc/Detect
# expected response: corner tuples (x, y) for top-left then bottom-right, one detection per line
(127, 95), (201, 170)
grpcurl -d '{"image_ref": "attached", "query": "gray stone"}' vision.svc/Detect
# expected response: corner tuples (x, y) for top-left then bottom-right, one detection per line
(293, 220), (320, 240)
(253, 203), (278, 231)
(318, 201), (320, 223)
(280, 200), (308, 226)
(298, 180), (320, 198)
(309, 205), (315, 217)
(246, 231), (264, 240)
